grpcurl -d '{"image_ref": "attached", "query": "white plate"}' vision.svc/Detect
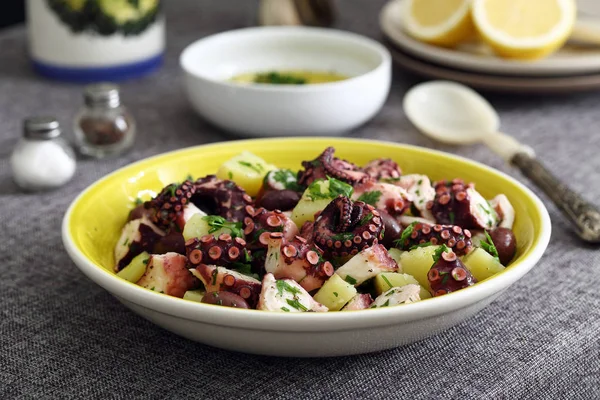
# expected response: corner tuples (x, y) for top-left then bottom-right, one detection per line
(380, 0), (600, 77)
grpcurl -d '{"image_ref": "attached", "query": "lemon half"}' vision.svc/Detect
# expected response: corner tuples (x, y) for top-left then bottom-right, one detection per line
(472, 0), (576, 60)
(403, 0), (475, 47)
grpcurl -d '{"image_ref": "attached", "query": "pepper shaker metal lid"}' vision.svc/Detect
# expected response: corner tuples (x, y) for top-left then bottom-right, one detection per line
(23, 116), (62, 140)
(84, 83), (121, 108)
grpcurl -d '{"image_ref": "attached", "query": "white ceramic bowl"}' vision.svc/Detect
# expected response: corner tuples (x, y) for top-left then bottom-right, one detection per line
(62, 138), (551, 357)
(179, 27), (391, 136)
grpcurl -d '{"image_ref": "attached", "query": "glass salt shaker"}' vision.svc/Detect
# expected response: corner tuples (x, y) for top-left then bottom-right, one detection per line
(10, 117), (76, 192)
(73, 83), (136, 158)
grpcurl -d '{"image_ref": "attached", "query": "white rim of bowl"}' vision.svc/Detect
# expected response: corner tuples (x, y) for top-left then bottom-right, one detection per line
(62, 137), (551, 332)
(179, 26), (392, 92)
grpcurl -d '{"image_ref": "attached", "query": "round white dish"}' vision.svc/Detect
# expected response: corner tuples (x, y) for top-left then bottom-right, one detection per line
(180, 27), (391, 137)
(380, 0), (600, 77)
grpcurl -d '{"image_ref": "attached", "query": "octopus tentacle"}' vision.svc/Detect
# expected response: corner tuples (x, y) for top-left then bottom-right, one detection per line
(428, 247), (476, 296)
(185, 234), (249, 269)
(192, 175), (253, 223)
(312, 196), (384, 258)
(395, 222), (473, 256)
(191, 264), (261, 308)
(362, 158), (402, 181)
(242, 206), (299, 276)
(146, 180), (195, 231)
(427, 179), (498, 229)
(264, 233), (334, 292)
(297, 147), (370, 186)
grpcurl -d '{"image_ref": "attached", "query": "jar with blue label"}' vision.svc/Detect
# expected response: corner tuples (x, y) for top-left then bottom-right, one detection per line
(26, 0), (165, 82)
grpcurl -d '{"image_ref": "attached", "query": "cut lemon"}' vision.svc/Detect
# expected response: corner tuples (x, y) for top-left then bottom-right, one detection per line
(472, 0), (576, 60)
(403, 0), (475, 47)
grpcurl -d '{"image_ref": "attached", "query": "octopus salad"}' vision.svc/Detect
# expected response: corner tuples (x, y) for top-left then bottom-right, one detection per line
(114, 147), (517, 312)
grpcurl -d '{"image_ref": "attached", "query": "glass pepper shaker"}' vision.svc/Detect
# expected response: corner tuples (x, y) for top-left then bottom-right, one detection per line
(73, 83), (136, 158)
(10, 117), (76, 192)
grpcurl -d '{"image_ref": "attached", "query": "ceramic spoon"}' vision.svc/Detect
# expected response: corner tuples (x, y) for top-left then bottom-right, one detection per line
(403, 80), (600, 243)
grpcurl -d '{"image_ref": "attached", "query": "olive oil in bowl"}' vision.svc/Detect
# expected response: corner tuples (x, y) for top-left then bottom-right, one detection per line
(231, 70), (349, 85)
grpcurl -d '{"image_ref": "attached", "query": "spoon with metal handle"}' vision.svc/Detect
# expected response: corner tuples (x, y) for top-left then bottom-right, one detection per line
(403, 81), (600, 243)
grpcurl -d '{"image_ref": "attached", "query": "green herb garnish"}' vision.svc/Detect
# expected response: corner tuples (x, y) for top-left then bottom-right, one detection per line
(381, 274), (393, 290)
(359, 213), (374, 226)
(344, 275), (357, 285)
(381, 299), (391, 307)
(281, 307), (291, 312)
(449, 211), (455, 225)
(166, 184), (177, 198)
(331, 232), (354, 242)
(142, 258), (149, 265)
(480, 231), (500, 261)
(238, 161), (264, 174)
(276, 280), (301, 297)
(357, 190), (382, 206)
(432, 244), (451, 263)
(270, 169), (304, 192)
(134, 197), (143, 206)
(333, 292), (339, 297)
(185, 174), (194, 181)
(228, 171), (233, 180)
(202, 215), (243, 238)
(394, 221), (418, 249)
(211, 269), (218, 285)
(327, 177), (353, 198)
(254, 72), (306, 85)
(286, 298), (308, 311)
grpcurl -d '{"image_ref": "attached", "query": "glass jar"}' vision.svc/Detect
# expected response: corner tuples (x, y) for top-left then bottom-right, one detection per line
(10, 117), (76, 192)
(73, 83), (136, 158)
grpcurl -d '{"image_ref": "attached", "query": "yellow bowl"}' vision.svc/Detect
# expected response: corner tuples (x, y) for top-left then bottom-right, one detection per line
(62, 137), (551, 356)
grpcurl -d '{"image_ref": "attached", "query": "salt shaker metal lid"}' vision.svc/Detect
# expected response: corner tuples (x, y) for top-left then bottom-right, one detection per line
(23, 116), (62, 140)
(84, 83), (121, 108)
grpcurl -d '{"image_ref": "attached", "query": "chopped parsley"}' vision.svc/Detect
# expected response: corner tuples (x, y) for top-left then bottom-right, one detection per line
(449, 211), (455, 225)
(142, 258), (149, 265)
(254, 72), (306, 85)
(381, 274), (393, 290)
(123, 238), (129, 246)
(394, 221), (418, 249)
(381, 299), (391, 307)
(238, 161), (264, 174)
(480, 231), (500, 261)
(306, 177), (353, 201)
(211, 268), (218, 285)
(185, 174), (194, 181)
(331, 232), (354, 242)
(286, 298), (308, 311)
(478, 203), (492, 215)
(432, 244), (451, 263)
(166, 184), (177, 198)
(333, 292), (339, 297)
(270, 169), (304, 192)
(202, 215), (243, 238)
(344, 275), (357, 285)
(276, 280), (301, 297)
(134, 197), (143, 206)
(359, 213), (374, 226)
(281, 307), (291, 312)
(357, 190), (382, 206)
(228, 171), (233, 180)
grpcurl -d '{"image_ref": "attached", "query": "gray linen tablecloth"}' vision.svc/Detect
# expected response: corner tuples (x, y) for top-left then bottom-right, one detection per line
(1, 1), (599, 398)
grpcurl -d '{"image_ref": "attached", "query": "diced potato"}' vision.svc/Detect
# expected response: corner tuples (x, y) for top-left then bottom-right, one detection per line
(117, 251), (150, 283)
(388, 248), (404, 266)
(374, 272), (431, 299)
(216, 151), (277, 196)
(399, 245), (440, 288)
(183, 289), (205, 303)
(313, 274), (358, 311)
(182, 214), (233, 241)
(291, 180), (334, 227)
(463, 248), (505, 282)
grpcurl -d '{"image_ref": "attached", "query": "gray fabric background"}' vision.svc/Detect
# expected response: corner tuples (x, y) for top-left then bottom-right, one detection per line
(1, 1), (599, 399)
